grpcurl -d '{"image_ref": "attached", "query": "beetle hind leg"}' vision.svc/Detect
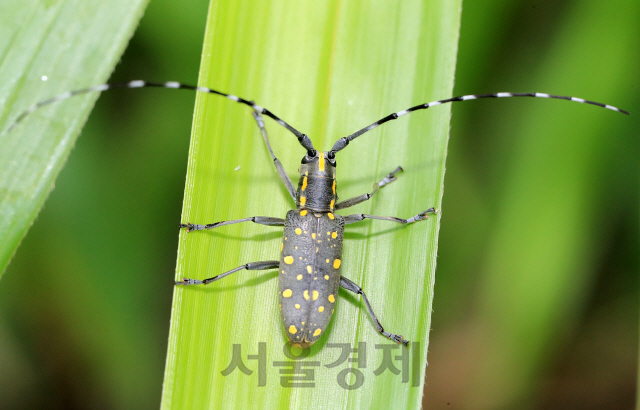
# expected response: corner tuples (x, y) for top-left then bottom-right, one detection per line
(339, 276), (409, 347)
(175, 260), (279, 285)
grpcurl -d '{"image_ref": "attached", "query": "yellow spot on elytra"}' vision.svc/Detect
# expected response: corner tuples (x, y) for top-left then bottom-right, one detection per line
(306, 265), (312, 274)
(289, 325), (297, 334)
(331, 232), (337, 239)
(312, 290), (319, 301)
(327, 231), (330, 235)
(330, 199), (335, 209)
(328, 213), (335, 220)
(332, 180), (336, 194)
(328, 294), (335, 303)
(324, 275), (329, 280)
(333, 259), (341, 269)
(301, 176), (308, 191)
(295, 228), (302, 235)
(319, 152), (325, 171)
(313, 328), (322, 337)
(280, 242), (283, 252)
(312, 233), (316, 239)
(297, 274), (303, 280)
(316, 247), (319, 253)
(283, 289), (292, 298)
(300, 210), (307, 216)
(302, 322), (305, 325)
(300, 196), (306, 206)
(284, 256), (294, 264)
(295, 304), (300, 309)
(304, 290), (310, 300)
(326, 259), (330, 263)
(285, 237), (288, 240)
(318, 306), (325, 312)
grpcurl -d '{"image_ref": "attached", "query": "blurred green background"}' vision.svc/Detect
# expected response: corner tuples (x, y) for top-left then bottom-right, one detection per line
(0, 0), (637, 409)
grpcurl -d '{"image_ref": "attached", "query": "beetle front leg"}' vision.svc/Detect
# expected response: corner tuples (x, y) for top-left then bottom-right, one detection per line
(343, 207), (437, 225)
(251, 111), (297, 202)
(180, 216), (285, 232)
(335, 166), (403, 210)
(340, 276), (409, 346)
(175, 260), (280, 285)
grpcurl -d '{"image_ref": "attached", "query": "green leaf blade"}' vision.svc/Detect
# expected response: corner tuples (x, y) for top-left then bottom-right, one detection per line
(0, 0), (150, 276)
(163, 1), (461, 408)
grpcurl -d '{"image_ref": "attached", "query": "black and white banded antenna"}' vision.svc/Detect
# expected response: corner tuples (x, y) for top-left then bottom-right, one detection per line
(2, 80), (316, 152)
(4, 82), (627, 156)
(329, 92), (629, 155)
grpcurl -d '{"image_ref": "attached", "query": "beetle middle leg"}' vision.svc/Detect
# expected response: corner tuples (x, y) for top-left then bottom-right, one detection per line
(335, 166), (404, 210)
(339, 276), (409, 346)
(343, 207), (437, 225)
(175, 260), (279, 285)
(180, 216), (284, 232)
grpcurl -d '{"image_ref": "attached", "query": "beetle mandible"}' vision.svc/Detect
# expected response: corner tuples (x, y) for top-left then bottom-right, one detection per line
(5, 81), (628, 348)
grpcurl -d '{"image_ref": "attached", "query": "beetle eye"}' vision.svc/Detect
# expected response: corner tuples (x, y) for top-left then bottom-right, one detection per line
(300, 149), (318, 164)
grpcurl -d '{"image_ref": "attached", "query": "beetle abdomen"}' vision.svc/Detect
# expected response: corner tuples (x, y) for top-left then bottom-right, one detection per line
(279, 209), (344, 348)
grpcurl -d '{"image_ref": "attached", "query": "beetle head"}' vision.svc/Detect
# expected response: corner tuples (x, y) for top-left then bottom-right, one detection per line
(298, 150), (336, 178)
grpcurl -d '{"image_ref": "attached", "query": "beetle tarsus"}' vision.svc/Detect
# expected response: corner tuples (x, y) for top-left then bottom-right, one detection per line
(413, 207), (438, 222)
(385, 331), (410, 347)
(179, 223), (205, 232)
(379, 166), (404, 186)
(175, 278), (203, 285)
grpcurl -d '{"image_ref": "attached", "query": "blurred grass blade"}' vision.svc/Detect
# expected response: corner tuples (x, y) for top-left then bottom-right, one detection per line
(463, 0), (638, 407)
(0, 0), (149, 276)
(162, 0), (461, 408)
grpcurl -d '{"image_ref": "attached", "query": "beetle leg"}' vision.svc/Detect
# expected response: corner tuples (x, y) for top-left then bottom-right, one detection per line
(343, 207), (437, 225)
(175, 260), (279, 285)
(180, 216), (285, 232)
(335, 166), (403, 210)
(340, 276), (409, 346)
(251, 111), (297, 202)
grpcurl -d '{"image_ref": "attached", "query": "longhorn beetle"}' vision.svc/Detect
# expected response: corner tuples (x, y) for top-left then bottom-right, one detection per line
(4, 81), (628, 348)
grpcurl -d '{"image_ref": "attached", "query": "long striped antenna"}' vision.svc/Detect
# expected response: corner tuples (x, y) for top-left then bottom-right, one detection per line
(329, 92), (629, 154)
(3, 80), (316, 152)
